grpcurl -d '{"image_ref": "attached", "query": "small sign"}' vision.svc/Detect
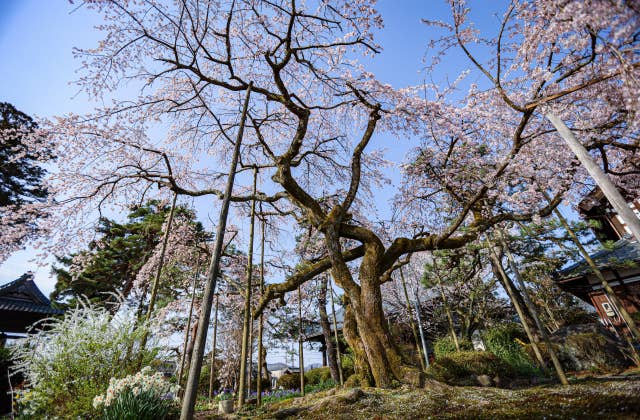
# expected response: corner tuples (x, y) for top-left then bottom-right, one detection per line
(602, 302), (617, 318)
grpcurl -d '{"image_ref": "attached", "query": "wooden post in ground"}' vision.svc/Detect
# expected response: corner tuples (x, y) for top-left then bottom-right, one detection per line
(208, 293), (220, 399)
(329, 277), (344, 385)
(180, 83), (252, 420)
(496, 229), (569, 385)
(298, 285), (305, 396)
(398, 266), (426, 369)
(238, 167), (258, 408)
(486, 239), (547, 367)
(256, 216), (266, 405)
(178, 263), (201, 393)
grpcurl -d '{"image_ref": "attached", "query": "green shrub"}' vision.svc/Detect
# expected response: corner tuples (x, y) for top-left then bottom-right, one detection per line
(433, 335), (472, 358)
(482, 324), (539, 376)
(305, 367), (332, 385)
(277, 372), (302, 390)
(12, 301), (163, 418)
(340, 351), (356, 378)
(427, 351), (519, 387)
(304, 379), (336, 394)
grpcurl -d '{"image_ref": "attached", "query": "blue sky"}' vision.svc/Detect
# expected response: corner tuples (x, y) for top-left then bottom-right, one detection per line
(1, 0), (592, 368)
(0, 0), (484, 295)
(0, 0), (496, 366)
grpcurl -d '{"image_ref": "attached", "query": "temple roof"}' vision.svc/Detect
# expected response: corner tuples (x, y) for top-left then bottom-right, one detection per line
(0, 273), (63, 333)
(557, 239), (640, 280)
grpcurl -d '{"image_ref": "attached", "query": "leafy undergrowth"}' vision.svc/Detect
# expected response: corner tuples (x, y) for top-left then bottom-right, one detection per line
(203, 377), (640, 419)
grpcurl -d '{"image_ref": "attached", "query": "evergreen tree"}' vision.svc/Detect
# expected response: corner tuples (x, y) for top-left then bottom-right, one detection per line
(0, 102), (51, 259)
(51, 201), (207, 308)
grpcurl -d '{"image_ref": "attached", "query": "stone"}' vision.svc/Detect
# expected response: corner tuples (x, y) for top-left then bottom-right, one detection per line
(476, 374), (492, 387)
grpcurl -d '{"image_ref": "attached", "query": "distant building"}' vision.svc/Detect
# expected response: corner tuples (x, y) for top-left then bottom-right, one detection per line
(556, 185), (640, 336)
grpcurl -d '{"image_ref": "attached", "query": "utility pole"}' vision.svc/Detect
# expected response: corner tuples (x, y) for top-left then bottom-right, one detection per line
(180, 83), (252, 420)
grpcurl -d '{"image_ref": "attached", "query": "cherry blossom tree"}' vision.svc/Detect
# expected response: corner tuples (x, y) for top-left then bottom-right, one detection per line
(40, 0), (632, 392)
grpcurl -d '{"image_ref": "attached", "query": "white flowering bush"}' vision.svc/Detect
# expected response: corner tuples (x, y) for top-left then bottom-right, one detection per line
(93, 367), (178, 420)
(11, 300), (164, 418)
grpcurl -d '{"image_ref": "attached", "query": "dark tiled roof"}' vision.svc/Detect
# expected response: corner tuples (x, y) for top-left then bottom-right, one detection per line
(0, 298), (64, 314)
(558, 239), (640, 279)
(0, 273), (64, 315)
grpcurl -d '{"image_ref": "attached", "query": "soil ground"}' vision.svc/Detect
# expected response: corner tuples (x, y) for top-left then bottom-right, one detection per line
(197, 375), (640, 419)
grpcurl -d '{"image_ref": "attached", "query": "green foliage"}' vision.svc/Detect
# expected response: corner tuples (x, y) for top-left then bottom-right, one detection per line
(482, 324), (539, 376)
(0, 102), (50, 208)
(433, 335), (473, 358)
(276, 372), (302, 390)
(304, 367), (332, 385)
(340, 350), (356, 378)
(304, 379), (336, 394)
(101, 389), (174, 420)
(11, 301), (163, 418)
(427, 351), (519, 387)
(51, 201), (207, 308)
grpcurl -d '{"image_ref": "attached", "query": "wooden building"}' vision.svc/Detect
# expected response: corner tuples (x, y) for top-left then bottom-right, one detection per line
(556, 187), (640, 335)
(0, 272), (64, 342)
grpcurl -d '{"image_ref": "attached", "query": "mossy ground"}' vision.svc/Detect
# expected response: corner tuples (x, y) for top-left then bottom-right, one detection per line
(197, 375), (640, 419)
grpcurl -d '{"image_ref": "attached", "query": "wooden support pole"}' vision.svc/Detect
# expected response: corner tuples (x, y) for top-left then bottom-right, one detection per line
(238, 167), (258, 408)
(178, 263), (201, 392)
(208, 293), (220, 399)
(180, 83), (252, 420)
(398, 266), (426, 369)
(329, 277), (344, 385)
(256, 216), (266, 406)
(298, 285), (305, 396)
(496, 230), (569, 385)
(486, 239), (547, 367)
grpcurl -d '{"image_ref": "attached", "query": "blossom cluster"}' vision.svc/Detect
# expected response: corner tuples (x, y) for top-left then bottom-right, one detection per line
(92, 367), (179, 409)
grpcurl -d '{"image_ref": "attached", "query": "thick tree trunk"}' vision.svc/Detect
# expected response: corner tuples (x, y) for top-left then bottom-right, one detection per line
(343, 276), (422, 388)
(318, 275), (340, 382)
